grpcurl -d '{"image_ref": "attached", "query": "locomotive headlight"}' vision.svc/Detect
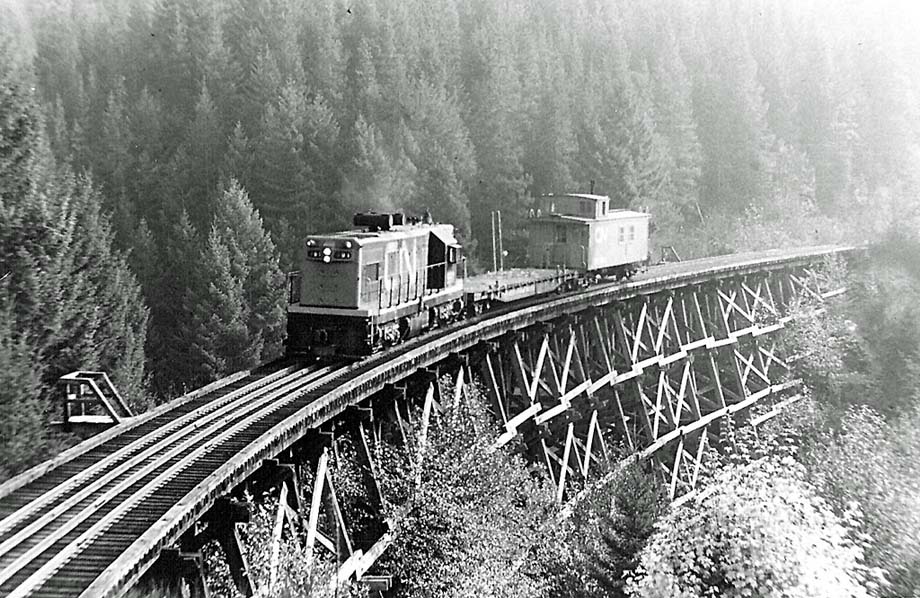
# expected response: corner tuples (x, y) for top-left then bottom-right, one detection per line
(306, 239), (316, 247)
(323, 255), (331, 263)
(344, 241), (353, 249)
(323, 247), (332, 256)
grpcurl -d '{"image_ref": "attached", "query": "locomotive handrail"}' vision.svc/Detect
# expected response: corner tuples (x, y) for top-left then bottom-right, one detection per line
(366, 261), (455, 309)
(287, 272), (302, 304)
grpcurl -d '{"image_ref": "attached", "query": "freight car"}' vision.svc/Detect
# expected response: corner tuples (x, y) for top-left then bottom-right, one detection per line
(526, 193), (649, 278)
(286, 195), (650, 357)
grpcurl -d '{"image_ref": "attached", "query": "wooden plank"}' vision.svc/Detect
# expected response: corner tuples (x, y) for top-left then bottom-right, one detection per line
(493, 403), (543, 448)
(555, 424), (574, 504)
(305, 451), (329, 554)
(268, 484), (288, 590)
(414, 384), (435, 487)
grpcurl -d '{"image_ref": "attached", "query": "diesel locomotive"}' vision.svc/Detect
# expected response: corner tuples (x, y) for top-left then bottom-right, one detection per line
(285, 194), (650, 357)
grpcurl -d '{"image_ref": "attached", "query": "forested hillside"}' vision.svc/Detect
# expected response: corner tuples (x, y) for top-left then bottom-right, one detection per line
(15, 0), (920, 260)
(2, 0), (919, 478)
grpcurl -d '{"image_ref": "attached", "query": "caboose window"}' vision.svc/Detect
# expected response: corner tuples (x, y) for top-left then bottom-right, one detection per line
(618, 227), (625, 243)
(554, 225), (567, 243)
(363, 263), (380, 282)
(628, 225), (635, 241)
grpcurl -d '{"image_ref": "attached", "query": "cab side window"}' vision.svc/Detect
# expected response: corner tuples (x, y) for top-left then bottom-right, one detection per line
(363, 263), (380, 282)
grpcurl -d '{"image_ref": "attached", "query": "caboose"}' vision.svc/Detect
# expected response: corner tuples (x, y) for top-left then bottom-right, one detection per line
(286, 213), (465, 356)
(526, 193), (650, 277)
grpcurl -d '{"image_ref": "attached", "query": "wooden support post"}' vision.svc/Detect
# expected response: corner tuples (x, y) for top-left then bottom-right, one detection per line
(200, 498), (253, 597)
(144, 548), (210, 598)
(268, 483), (289, 591)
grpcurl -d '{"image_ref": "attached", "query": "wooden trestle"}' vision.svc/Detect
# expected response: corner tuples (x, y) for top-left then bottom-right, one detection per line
(0, 247), (855, 598)
(278, 257), (849, 593)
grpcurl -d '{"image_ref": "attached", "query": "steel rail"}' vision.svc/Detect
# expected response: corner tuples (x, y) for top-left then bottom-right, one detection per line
(0, 365), (336, 593)
(1, 364), (348, 598)
(0, 365), (326, 562)
(0, 365), (297, 502)
(0, 364), (307, 541)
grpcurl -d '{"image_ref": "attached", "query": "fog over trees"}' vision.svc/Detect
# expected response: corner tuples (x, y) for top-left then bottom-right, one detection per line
(2, 0), (920, 595)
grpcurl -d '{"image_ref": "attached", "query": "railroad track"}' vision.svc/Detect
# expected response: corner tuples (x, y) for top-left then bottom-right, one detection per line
(0, 245), (857, 597)
(0, 360), (352, 597)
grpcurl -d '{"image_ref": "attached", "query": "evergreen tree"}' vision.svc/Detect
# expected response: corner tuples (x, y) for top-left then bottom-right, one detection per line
(0, 36), (149, 474)
(300, 0), (346, 110)
(0, 36), (39, 213)
(648, 27), (703, 229)
(220, 121), (254, 193)
(251, 80), (341, 264)
(401, 79), (475, 241)
(574, 67), (668, 211)
(0, 39), (64, 351)
(210, 179), (286, 363)
(42, 177), (149, 410)
(178, 81), (225, 228)
(587, 462), (665, 597)
(462, 14), (530, 263)
(189, 227), (259, 383)
(691, 6), (775, 213)
(146, 209), (201, 398)
(129, 87), (168, 224)
(0, 305), (51, 481)
(520, 40), (577, 195)
(339, 114), (416, 217)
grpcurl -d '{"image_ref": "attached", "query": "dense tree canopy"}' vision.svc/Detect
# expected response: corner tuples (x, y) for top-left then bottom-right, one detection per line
(0, 28), (148, 475)
(1, 0), (913, 409)
(15, 0), (919, 265)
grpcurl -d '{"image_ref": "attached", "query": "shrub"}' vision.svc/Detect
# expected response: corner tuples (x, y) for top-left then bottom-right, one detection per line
(374, 377), (565, 598)
(804, 406), (920, 597)
(626, 457), (882, 598)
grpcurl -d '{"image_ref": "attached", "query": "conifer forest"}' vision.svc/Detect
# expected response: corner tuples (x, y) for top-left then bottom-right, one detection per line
(2, 0), (920, 596)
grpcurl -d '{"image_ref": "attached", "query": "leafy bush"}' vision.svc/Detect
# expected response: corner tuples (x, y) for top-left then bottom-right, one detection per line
(199, 494), (365, 598)
(804, 406), (920, 597)
(626, 458), (882, 598)
(374, 377), (567, 598)
(564, 459), (667, 598)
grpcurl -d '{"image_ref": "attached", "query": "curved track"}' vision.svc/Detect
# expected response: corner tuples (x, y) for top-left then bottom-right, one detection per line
(0, 245), (856, 597)
(0, 362), (347, 597)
